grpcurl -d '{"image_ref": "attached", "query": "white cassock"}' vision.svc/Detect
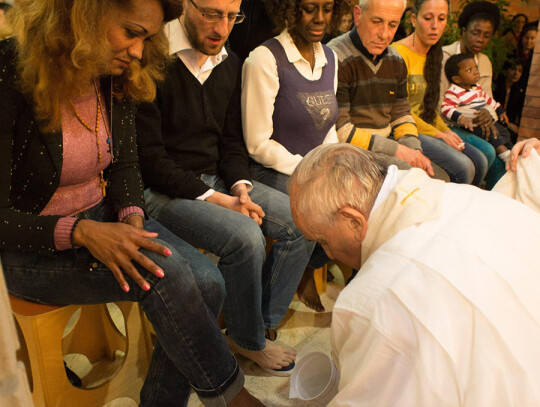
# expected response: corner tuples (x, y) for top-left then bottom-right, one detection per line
(329, 166), (540, 407)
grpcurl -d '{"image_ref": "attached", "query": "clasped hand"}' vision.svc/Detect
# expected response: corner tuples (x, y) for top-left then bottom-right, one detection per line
(206, 184), (265, 225)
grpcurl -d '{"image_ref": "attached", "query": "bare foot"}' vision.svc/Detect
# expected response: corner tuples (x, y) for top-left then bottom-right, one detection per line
(228, 387), (265, 406)
(296, 268), (325, 312)
(227, 336), (296, 370)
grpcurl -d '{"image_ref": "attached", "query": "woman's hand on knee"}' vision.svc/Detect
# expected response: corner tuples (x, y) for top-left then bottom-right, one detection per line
(439, 130), (465, 151)
(72, 220), (171, 292)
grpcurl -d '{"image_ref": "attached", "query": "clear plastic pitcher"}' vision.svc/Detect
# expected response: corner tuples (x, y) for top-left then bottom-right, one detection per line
(289, 352), (339, 406)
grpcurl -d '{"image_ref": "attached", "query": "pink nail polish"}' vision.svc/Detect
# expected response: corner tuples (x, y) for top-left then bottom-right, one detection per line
(143, 282), (151, 291)
(156, 269), (164, 278)
(122, 284), (130, 293)
(164, 248), (172, 256)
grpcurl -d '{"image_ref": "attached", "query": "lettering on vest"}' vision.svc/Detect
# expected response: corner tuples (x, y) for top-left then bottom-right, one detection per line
(297, 90), (337, 131)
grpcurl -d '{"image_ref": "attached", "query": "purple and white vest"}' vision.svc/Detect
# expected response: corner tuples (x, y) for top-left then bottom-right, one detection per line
(263, 38), (338, 156)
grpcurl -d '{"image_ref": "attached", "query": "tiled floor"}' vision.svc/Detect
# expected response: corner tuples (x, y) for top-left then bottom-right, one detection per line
(187, 273), (344, 407)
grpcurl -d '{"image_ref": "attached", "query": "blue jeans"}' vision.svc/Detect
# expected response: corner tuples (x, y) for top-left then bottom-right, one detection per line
(249, 162), (330, 269)
(249, 162), (291, 196)
(418, 133), (487, 186)
(471, 122), (513, 151)
(1, 202), (241, 407)
(450, 126), (504, 189)
(145, 175), (314, 351)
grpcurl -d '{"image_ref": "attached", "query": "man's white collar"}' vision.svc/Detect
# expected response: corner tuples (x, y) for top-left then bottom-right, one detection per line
(370, 165), (399, 216)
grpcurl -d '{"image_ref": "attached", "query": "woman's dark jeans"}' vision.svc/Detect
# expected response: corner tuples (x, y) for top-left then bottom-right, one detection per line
(1, 202), (243, 407)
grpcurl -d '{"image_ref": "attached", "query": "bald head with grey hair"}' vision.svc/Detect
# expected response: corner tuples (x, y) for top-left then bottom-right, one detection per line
(357, 0), (407, 12)
(288, 144), (388, 232)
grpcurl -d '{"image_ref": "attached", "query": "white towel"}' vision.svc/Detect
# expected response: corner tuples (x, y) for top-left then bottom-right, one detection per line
(493, 149), (540, 214)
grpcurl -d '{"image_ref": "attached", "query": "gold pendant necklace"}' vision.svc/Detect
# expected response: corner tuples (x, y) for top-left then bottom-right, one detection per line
(96, 78), (115, 164)
(70, 84), (108, 197)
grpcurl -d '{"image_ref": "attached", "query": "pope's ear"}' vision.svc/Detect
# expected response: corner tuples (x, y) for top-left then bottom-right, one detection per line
(338, 207), (368, 242)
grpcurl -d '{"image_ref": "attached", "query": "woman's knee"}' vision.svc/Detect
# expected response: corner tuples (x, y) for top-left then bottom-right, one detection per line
(424, 141), (475, 184)
(469, 149), (489, 180)
(460, 131), (497, 167)
(147, 241), (225, 314)
(448, 154), (476, 184)
(194, 275), (226, 317)
(472, 140), (496, 168)
(458, 160), (476, 184)
(484, 145), (497, 167)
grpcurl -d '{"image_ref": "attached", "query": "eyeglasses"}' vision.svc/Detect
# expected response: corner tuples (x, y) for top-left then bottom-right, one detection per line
(188, 0), (246, 24)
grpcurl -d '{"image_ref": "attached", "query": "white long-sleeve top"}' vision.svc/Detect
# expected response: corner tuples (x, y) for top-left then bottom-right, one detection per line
(241, 30), (338, 175)
(330, 169), (540, 406)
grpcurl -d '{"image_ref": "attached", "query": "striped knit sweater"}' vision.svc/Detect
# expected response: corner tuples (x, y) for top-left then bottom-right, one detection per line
(441, 83), (505, 124)
(328, 28), (420, 157)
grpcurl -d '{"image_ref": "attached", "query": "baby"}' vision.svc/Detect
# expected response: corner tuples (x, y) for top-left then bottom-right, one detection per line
(441, 53), (513, 162)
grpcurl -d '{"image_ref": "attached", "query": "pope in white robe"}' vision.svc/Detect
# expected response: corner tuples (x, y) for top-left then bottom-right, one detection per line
(289, 142), (540, 407)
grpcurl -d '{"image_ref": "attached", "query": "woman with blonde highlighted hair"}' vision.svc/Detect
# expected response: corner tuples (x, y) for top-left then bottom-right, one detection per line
(0, 1), (262, 405)
(10, 0), (173, 132)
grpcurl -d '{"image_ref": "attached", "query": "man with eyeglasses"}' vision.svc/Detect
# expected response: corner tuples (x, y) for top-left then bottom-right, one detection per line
(136, 0), (313, 377)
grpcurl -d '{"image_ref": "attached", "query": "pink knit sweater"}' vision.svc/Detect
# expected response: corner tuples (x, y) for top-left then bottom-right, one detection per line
(40, 90), (143, 250)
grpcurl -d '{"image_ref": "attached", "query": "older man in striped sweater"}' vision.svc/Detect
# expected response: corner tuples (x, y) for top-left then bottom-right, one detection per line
(328, 0), (448, 180)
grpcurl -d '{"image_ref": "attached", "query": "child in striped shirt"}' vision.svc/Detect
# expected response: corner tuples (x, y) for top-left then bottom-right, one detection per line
(441, 53), (513, 162)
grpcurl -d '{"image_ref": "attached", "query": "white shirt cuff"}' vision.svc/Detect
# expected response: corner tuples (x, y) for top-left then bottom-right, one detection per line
(230, 180), (253, 193)
(196, 189), (216, 201)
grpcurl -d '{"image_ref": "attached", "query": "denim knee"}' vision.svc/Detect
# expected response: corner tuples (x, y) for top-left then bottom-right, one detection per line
(482, 144), (496, 168)
(452, 127), (496, 168)
(418, 133), (475, 184)
(192, 273), (226, 318)
(146, 240), (225, 317)
(462, 144), (489, 186)
(452, 156), (475, 184)
(220, 216), (266, 263)
(269, 214), (305, 243)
